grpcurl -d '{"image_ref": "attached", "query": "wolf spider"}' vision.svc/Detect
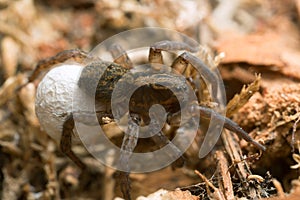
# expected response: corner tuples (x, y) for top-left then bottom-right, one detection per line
(29, 40), (265, 200)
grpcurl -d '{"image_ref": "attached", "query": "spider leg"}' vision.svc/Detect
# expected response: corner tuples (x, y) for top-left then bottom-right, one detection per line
(149, 116), (185, 168)
(149, 40), (198, 64)
(28, 49), (89, 83)
(151, 131), (185, 168)
(117, 114), (140, 200)
(61, 113), (86, 170)
(149, 47), (163, 64)
(171, 52), (220, 99)
(195, 106), (266, 151)
(149, 40), (218, 99)
(108, 44), (133, 69)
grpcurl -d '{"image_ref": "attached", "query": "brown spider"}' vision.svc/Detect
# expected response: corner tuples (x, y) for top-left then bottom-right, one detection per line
(30, 40), (265, 200)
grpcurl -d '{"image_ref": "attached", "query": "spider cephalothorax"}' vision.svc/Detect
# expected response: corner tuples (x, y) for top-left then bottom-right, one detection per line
(31, 40), (265, 200)
(79, 62), (190, 124)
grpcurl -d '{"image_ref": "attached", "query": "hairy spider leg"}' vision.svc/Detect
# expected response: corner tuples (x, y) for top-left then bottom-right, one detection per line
(148, 40), (219, 100)
(61, 114), (86, 170)
(108, 44), (133, 69)
(172, 52), (220, 100)
(196, 107), (266, 151)
(28, 49), (89, 82)
(149, 40), (199, 65)
(117, 114), (140, 200)
(148, 112), (185, 168)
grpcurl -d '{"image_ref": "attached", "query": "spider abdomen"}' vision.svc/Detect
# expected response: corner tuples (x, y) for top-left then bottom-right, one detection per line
(78, 61), (129, 103)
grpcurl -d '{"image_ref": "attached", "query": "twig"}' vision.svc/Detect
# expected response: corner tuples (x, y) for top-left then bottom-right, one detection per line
(194, 170), (225, 200)
(215, 150), (234, 200)
(221, 129), (263, 199)
(291, 115), (300, 151)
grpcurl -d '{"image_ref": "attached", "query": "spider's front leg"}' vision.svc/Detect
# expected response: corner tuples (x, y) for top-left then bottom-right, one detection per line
(149, 40), (198, 64)
(168, 105), (266, 151)
(195, 106), (266, 151)
(117, 113), (140, 200)
(149, 40), (219, 99)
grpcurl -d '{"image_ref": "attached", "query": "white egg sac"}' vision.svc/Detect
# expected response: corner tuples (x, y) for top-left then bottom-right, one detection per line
(35, 64), (84, 144)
